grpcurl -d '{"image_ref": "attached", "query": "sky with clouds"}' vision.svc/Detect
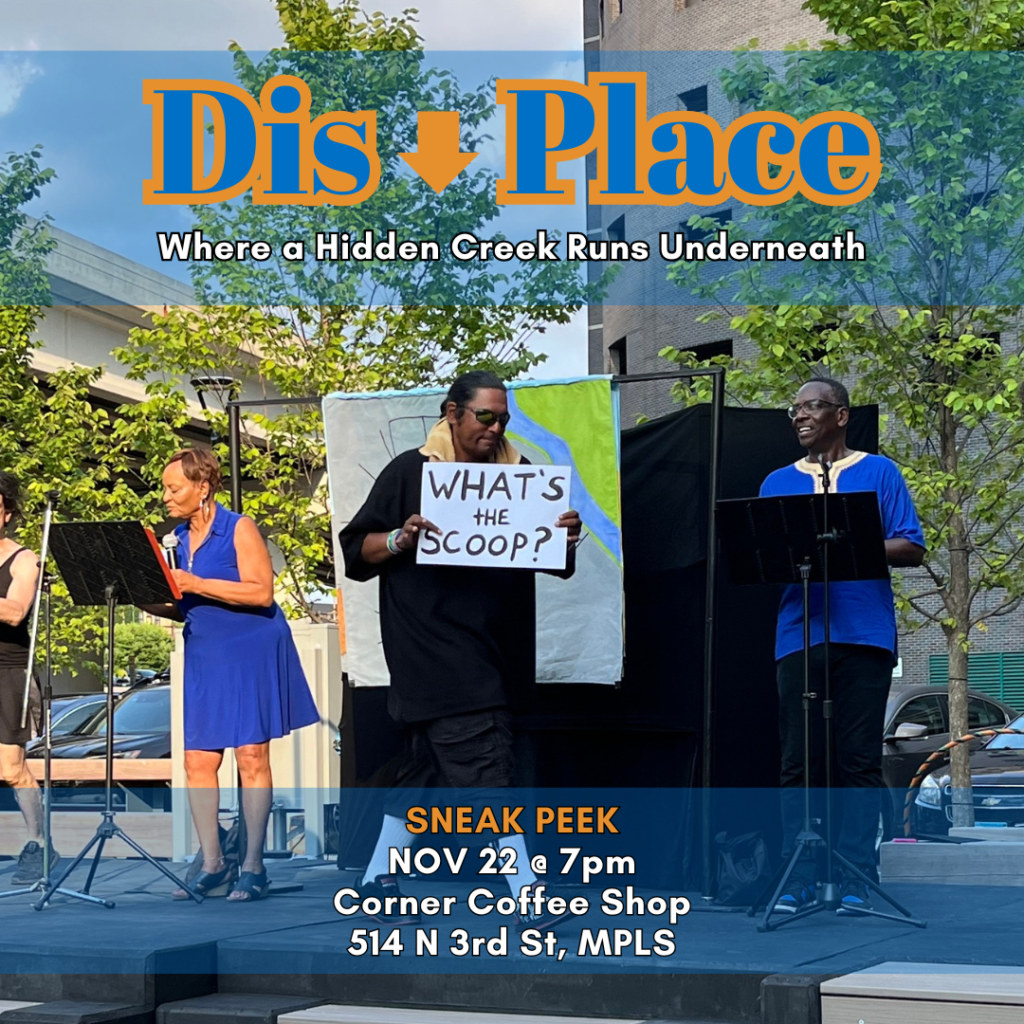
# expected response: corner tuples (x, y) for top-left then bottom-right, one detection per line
(0, 0), (588, 378)
(0, 0), (583, 52)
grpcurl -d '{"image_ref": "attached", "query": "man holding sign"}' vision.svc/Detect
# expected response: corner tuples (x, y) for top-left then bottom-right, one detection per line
(339, 370), (581, 929)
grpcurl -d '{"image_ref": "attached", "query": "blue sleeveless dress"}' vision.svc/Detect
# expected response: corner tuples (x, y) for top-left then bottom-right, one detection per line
(175, 504), (319, 751)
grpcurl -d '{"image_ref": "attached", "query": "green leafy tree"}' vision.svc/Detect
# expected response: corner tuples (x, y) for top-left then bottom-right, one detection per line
(1, 149), (176, 674)
(114, 622), (174, 677)
(117, 0), (597, 621)
(0, 147), (54, 306)
(664, 0), (1024, 824)
(1, 3), (597, 668)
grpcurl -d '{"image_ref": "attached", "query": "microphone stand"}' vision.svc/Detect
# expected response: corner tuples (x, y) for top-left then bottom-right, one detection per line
(0, 493), (108, 905)
(817, 455), (840, 910)
(18, 494), (53, 733)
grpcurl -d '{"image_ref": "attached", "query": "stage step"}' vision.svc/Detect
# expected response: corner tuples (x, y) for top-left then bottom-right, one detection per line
(0, 1003), (152, 1024)
(279, 1010), (648, 1024)
(217, 972), (764, 1023)
(0, 1006), (42, 1017)
(157, 995), (325, 1024)
(880, 838), (1024, 886)
(820, 962), (1024, 1024)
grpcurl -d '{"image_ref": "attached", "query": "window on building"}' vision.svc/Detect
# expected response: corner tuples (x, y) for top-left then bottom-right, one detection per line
(965, 331), (1001, 362)
(607, 214), (626, 243)
(960, 188), (998, 220)
(680, 207), (731, 245)
(678, 85), (708, 114)
(608, 337), (627, 375)
(802, 320), (838, 365)
(675, 339), (733, 363)
(922, 330), (1001, 382)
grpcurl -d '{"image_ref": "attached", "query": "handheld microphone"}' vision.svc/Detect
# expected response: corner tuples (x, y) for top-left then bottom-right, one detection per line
(162, 533), (180, 570)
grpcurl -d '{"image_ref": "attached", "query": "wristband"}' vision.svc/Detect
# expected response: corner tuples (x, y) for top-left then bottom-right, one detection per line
(386, 529), (402, 555)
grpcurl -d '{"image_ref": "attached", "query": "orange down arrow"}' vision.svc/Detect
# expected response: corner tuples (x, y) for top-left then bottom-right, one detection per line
(400, 111), (478, 194)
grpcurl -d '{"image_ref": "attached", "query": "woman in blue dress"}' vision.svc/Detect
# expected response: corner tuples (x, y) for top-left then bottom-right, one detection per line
(160, 449), (319, 901)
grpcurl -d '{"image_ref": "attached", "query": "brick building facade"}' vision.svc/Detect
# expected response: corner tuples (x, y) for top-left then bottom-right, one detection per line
(582, 0), (1024, 697)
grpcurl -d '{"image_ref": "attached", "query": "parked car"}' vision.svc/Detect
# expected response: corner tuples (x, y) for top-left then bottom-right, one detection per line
(113, 668), (160, 692)
(48, 683), (171, 761)
(882, 685), (1019, 835)
(45, 683), (172, 811)
(25, 693), (107, 752)
(913, 713), (1024, 834)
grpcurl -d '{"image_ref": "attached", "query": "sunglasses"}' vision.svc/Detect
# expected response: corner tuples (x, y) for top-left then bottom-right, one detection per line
(787, 399), (842, 419)
(468, 407), (511, 428)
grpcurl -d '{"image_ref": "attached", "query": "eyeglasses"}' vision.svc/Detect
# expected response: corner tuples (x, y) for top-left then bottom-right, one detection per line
(468, 407), (511, 428)
(786, 399), (842, 419)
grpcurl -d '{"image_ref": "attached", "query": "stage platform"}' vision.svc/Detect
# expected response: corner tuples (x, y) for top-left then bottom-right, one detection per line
(1, 855), (1022, 1024)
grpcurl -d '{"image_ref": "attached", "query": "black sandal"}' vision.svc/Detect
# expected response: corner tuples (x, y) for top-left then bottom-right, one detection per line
(173, 860), (236, 900)
(228, 869), (269, 901)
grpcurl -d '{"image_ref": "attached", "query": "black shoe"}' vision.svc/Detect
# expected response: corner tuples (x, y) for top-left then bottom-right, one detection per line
(11, 841), (60, 886)
(182, 829), (239, 888)
(773, 880), (814, 915)
(173, 860), (238, 899)
(836, 880), (872, 915)
(358, 875), (420, 925)
(514, 885), (573, 932)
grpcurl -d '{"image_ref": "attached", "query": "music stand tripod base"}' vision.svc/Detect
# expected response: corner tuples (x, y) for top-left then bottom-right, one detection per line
(34, 809), (202, 911)
(750, 835), (927, 931)
(0, 869), (115, 907)
(36, 521), (201, 910)
(0, 872), (115, 909)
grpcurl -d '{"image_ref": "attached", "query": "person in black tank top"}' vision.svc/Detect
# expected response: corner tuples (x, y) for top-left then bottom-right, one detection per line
(0, 472), (59, 884)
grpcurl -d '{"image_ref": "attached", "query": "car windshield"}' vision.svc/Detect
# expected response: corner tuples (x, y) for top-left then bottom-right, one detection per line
(985, 714), (1024, 749)
(52, 699), (105, 736)
(84, 688), (170, 737)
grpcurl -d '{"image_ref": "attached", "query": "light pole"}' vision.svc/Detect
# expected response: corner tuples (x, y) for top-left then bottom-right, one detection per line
(189, 375), (241, 418)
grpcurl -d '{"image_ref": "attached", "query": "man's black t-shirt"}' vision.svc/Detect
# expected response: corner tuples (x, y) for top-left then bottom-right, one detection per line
(339, 449), (572, 723)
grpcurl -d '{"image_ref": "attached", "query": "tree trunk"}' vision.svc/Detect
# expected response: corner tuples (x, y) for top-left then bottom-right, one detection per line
(946, 627), (974, 828)
(940, 383), (974, 828)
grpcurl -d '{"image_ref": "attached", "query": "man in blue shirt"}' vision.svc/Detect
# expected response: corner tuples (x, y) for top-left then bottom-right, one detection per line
(760, 377), (925, 914)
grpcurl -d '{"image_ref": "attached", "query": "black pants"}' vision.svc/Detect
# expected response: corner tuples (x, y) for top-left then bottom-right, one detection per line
(778, 643), (892, 877)
(383, 709), (514, 819)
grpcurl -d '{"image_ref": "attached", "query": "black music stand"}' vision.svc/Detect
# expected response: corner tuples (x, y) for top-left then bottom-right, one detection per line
(34, 522), (202, 910)
(717, 492), (925, 931)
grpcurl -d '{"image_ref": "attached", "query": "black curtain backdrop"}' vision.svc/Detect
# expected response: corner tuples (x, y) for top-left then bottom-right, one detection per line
(337, 403), (879, 888)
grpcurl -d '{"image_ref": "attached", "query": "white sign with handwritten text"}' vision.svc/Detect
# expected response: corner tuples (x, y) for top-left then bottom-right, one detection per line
(417, 462), (572, 570)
